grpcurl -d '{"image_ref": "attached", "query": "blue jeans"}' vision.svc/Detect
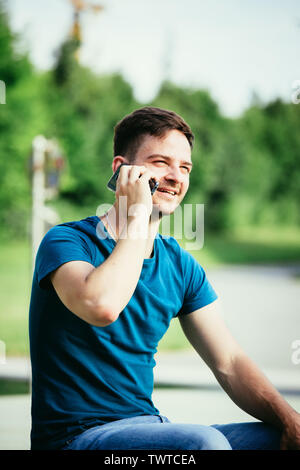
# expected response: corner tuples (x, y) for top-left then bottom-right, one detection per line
(62, 415), (282, 450)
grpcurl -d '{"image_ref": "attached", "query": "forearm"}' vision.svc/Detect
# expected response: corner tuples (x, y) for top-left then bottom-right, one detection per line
(84, 215), (148, 320)
(214, 352), (298, 430)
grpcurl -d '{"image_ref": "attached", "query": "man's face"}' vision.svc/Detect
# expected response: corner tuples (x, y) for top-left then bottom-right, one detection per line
(133, 129), (192, 216)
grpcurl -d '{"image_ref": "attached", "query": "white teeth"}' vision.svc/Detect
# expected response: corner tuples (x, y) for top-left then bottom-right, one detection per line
(159, 189), (176, 195)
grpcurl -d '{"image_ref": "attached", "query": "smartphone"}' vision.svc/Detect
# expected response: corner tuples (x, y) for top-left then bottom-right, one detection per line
(107, 163), (159, 195)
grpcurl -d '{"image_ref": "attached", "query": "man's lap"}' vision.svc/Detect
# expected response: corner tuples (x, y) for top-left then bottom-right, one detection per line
(211, 422), (281, 450)
(62, 415), (281, 450)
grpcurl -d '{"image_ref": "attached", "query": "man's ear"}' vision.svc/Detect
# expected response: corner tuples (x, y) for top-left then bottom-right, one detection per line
(112, 156), (128, 173)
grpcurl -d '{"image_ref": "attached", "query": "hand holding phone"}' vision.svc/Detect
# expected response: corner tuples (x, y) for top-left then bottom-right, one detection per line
(107, 163), (159, 195)
(107, 163), (158, 221)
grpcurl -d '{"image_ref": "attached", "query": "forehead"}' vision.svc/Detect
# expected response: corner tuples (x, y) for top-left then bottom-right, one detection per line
(135, 129), (192, 162)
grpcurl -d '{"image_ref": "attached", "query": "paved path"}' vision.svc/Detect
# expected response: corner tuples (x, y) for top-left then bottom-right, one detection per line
(205, 263), (300, 371)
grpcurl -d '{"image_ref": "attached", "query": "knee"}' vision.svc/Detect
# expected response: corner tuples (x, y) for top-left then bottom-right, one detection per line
(191, 426), (232, 450)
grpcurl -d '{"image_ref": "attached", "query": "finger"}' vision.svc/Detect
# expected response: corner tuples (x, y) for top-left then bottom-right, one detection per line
(117, 164), (132, 186)
(139, 169), (157, 183)
(128, 165), (144, 183)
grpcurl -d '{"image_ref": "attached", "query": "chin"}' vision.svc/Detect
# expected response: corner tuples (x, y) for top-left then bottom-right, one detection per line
(152, 202), (178, 218)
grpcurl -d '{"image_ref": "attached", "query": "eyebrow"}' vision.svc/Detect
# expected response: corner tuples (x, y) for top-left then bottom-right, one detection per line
(146, 154), (193, 168)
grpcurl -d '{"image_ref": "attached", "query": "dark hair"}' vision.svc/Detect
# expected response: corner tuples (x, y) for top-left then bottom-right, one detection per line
(113, 106), (194, 162)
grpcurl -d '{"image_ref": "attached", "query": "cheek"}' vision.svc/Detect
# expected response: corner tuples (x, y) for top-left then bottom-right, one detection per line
(156, 168), (168, 178)
(144, 165), (164, 181)
(182, 178), (190, 192)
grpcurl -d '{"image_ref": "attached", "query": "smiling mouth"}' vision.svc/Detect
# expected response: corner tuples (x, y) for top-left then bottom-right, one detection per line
(157, 188), (177, 196)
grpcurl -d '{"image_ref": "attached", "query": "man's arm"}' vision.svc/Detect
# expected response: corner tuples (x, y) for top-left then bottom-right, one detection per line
(50, 165), (154, 327)
(178, 299), (300, 449)
(50, 217), (147, 327)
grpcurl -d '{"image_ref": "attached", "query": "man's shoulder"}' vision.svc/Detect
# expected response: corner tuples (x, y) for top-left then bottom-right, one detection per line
(34, 217), (97, 283)
(37, 217), (99, 258)
(56, 215), (98, 231)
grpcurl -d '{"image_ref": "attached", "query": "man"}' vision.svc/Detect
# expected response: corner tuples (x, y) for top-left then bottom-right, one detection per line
(29, 106), (300, 450)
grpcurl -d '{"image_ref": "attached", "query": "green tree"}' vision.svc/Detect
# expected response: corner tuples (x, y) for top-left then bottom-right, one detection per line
(46, 39), (139, 207)
(238, 99), (300, 226)
(0, 3), (51, 238)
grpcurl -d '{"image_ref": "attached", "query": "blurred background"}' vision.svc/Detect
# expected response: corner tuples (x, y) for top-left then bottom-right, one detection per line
(0, 0), (300, 450)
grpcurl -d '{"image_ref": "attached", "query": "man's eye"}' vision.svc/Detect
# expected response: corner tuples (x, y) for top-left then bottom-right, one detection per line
(181, 166), (190, 173)
(153, 160), (167, 165)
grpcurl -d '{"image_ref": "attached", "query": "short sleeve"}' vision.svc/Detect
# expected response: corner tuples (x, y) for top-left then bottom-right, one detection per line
(177, 249), (218, 316)
(35, 225), (94, 289)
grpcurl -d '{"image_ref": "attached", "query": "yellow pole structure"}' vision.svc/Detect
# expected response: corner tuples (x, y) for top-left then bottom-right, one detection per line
(68, 0), (104, 61)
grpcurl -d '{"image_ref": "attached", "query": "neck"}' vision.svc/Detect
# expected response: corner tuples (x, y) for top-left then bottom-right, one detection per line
(104, 201), (162, 254)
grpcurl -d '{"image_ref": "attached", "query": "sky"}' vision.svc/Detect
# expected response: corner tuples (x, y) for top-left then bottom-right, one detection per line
(4, 0), (300, 117)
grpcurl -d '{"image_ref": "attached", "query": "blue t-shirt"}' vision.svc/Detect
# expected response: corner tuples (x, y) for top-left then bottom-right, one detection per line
(29, 216), (218, 449)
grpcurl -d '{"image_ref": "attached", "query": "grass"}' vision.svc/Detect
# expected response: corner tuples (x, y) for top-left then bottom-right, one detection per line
(192, 225), (300, 267)
(1, 225), (300, 357)
(0, 379), (30, 396)
(0, 240), (32, 357)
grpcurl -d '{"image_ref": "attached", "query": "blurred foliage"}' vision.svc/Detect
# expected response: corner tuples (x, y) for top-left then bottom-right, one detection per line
(0, 1), (299, 241)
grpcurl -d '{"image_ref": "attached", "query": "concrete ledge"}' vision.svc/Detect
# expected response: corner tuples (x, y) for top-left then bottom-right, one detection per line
(0, 357), (31, 381)
(154, 351), (300, 395)
(1, 353), (300, 395)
